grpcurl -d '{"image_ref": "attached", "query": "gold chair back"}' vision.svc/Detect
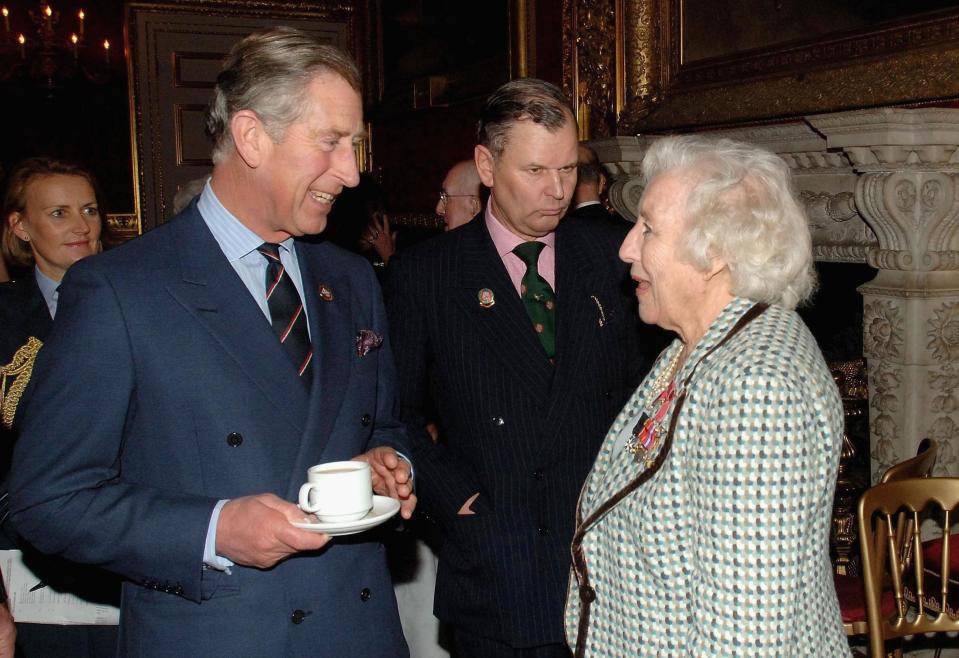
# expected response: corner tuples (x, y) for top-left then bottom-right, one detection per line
(858, 476), (959, 656)
(880, 439), (938, 485)
(841, 439), (937, 639)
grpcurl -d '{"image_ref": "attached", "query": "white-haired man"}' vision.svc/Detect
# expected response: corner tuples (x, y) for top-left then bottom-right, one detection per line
(436, 159), (482, 231)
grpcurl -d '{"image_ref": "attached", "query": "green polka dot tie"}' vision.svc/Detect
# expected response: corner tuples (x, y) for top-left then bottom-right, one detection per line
(512, 241), (556, 359)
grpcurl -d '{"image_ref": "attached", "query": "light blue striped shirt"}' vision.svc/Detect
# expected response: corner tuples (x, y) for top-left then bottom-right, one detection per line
(34, 268), (59, 319)
(196, 181), (310, 336)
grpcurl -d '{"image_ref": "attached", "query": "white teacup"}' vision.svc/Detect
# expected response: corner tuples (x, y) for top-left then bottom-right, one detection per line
(298, 461), (373, 522)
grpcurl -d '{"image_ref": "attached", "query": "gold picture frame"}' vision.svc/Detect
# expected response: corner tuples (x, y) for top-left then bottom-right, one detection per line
(620, 1), (959, 133)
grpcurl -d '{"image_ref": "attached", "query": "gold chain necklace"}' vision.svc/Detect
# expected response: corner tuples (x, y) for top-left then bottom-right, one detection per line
(648, 345), (684, 401)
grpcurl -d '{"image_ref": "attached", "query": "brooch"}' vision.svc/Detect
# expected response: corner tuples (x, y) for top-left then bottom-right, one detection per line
(478, 288), (495, 308)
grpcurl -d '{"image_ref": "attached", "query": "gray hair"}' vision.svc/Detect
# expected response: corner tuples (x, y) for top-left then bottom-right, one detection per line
(641, 135), (816, 310)
(477, 78), (574, 158)
(206, 26), (361, 164)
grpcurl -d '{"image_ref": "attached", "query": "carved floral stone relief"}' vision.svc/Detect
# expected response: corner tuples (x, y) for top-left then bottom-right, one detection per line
(863, 300), (903, 360)
(928, 413), (959, 476)
(928, 302), (959, 363)
(928, 366), (959, 475)
(869, 359), (902, 483)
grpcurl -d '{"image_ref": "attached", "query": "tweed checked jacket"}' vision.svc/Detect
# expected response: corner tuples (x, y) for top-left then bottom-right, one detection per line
(566, 298), (850, 657)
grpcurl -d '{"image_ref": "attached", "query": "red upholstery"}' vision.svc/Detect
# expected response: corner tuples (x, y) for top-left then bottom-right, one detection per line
(923, 533), (959, 571)
(835, 572), (896, 623)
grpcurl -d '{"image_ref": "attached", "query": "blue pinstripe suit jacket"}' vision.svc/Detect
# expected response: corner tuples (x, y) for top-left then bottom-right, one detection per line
(387, 212), (645, 647)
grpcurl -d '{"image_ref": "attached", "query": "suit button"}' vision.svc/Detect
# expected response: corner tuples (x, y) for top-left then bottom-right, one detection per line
(360, 414), (372, 427)
(532, 469), (544, 480)
(226, 432), (243, 447)
(360, 587), (371, 602)
(491, 416), (505, 427)
(537, 525), (549, 536)
(291, 609), (306, 624)
(604, 390), (613, 400)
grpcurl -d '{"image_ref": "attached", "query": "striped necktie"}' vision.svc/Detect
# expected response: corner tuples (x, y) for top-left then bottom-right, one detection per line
(257, 243), (313, 385)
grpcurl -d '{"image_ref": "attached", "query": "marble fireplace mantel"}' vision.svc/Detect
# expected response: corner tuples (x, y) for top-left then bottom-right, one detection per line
(591, 107), (959, 481)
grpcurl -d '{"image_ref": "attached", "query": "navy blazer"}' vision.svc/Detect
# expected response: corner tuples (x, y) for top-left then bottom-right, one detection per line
(566, 202), (632, 230)
(386, 213), (644, 647)
(9, 206), (410, 657)
(1, 272), (121, 658)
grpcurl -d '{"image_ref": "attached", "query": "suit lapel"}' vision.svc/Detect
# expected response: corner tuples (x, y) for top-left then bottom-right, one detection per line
(453, 219), (554, 398)
(542, 223), (605, 425)
(163, 210), (309, 432)
(290, 243), (353, 481)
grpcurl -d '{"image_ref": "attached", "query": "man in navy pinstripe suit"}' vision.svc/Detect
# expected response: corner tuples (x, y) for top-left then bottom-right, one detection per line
(387, 79), (645, 657)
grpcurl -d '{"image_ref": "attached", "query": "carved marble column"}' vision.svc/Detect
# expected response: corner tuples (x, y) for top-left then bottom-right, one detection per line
(808, 109), (959, 481)
(595, 109), (959, 483)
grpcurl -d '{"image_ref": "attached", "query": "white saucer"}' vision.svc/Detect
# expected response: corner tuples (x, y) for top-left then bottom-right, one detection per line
(292, 495), (401, 536)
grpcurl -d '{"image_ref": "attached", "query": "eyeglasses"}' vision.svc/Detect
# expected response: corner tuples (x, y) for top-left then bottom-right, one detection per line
(438, 191), (479, 205)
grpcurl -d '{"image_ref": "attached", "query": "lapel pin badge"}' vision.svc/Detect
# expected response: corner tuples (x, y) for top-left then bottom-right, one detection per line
(318, 284), (334, 302)
(478, 288), (495, 308)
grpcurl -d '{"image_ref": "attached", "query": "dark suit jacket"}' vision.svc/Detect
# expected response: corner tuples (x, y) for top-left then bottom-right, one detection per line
(1, 274), (120, 658)
(566, 201), (632, 229)
(9, 205), (410, 657)
(386, 212), (644, 647)
(0, 274), (51, 527)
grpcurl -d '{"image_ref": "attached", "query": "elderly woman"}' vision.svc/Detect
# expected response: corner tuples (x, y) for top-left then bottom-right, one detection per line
(0, 157), (117, 658)
(566, 136), (848, 656)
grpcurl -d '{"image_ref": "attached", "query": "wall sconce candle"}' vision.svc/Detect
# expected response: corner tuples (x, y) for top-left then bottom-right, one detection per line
(3, 2), (113, 87)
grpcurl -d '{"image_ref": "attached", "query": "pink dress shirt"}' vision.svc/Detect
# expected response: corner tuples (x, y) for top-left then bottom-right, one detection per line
(485, 205), (556, 296)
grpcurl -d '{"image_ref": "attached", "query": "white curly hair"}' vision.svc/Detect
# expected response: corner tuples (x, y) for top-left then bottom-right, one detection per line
(640, 135), (816, 310)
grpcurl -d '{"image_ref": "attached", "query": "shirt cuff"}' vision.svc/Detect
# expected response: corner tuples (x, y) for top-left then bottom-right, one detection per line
(203, 499), (234, 573)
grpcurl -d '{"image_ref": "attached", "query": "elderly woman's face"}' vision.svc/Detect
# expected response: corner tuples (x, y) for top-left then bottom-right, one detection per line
(619, 171), (711, 339)
(9, 174), (101, 282)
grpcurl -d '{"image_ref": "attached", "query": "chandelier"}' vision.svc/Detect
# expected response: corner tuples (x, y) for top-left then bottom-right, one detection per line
(1, 1), (113, 90)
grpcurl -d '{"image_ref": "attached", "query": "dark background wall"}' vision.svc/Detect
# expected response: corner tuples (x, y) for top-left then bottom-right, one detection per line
(1, 0), (129, 213)
(0, 0), (564, 222)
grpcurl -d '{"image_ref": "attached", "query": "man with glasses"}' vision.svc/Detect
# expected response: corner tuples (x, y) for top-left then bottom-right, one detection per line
(436, 160), (483, 231)
(387, 78), (644, 657)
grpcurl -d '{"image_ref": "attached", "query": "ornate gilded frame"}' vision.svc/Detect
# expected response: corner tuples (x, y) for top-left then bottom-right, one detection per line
(619, 1), (959, 133)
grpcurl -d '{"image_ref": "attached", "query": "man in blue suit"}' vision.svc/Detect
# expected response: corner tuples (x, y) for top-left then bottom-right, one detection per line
(9, 27), (414, 657)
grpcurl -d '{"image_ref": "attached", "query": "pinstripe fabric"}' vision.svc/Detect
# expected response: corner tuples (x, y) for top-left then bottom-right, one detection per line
(387, 213), (645, 647)
(565, 298), (850, 656)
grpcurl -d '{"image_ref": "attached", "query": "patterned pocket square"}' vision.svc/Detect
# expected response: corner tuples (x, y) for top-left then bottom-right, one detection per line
(356, 329), (384, 357)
